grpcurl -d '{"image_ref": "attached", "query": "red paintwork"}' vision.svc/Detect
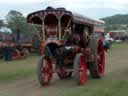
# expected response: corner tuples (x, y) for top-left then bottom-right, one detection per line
(94, 29), (104, 33)
(79, 55), (88, 85)
(12, 49), (20, 60)
(40, 40), (63, 54)
(97, 39), (105, 76)
(41, 58), (53, 84)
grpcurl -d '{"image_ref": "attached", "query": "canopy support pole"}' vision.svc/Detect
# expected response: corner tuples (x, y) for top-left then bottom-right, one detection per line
(58, 18), (61, 40)
(42, 20), (45, 40)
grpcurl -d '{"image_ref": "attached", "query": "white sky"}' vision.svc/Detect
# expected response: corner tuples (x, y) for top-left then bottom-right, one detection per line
(0, 0), (41, 4)
(0, 0), (128, 19)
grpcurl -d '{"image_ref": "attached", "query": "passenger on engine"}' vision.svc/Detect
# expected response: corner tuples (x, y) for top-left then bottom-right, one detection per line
(65, 32), (79, 49)
(63, 28), (72, 43)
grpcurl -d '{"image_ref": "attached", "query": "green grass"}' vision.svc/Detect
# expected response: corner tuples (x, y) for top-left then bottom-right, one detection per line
(62, 78), (128, 96)
(0, 56), (39, 83)
(62, 43), (128, 96)
(74, 82), (127, 96)
(111, 43), (128, 49)
(0, 43), (128, 96)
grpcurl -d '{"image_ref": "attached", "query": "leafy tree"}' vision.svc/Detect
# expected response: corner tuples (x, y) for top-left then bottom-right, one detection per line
(6, 10), (39, 36)
(101, 14), (128, 25)
(0, 20), (4, 28)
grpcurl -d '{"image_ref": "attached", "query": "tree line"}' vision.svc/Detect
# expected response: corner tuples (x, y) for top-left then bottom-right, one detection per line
(1, 10), (128, 34)
(101, 14), (128, 32)
(0, 10), (41, 37)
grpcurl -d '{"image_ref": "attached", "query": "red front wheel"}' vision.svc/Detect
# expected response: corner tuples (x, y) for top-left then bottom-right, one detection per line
(74, 54), (88, 85)
(97, 39), (105, 77)
(37, 56), (53, 86)
(88, 39), (105, 78)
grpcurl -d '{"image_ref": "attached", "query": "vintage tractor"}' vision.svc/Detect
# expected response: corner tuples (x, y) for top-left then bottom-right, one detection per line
(27, 7), (105, 86)
(0, 31), (31, 60)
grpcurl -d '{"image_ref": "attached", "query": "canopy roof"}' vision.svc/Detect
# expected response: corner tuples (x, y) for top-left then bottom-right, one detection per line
(73, 13), (104, 26)
(27, 7), (104, 26)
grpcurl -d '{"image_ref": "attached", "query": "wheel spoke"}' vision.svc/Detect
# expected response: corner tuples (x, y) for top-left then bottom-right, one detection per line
(39, 57), (53, 85)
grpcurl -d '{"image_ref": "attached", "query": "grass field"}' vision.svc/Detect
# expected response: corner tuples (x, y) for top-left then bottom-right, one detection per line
(0, 56), (39, 83)
(63, 43), (128, 96)
(0, 43), (128, 96)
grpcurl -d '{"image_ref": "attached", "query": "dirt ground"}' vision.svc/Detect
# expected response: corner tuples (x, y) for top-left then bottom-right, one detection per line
(0, 43), (128, 96)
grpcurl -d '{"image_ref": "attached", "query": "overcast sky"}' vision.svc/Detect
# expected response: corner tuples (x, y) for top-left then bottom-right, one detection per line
(0, 0), (128, 20)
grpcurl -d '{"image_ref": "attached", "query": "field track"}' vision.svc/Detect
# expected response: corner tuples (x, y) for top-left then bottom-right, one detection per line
(0, 43), (128, 96)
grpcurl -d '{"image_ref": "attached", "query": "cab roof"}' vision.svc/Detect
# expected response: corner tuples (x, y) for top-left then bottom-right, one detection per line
(27, 7), (104, 26)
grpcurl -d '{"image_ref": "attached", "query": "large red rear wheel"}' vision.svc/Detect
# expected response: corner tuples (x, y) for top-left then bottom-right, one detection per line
(74, 54), (88, 85)
(88, 39), (105, 78)
(97, 39), (105, 77)
(38, 56), (53, 86)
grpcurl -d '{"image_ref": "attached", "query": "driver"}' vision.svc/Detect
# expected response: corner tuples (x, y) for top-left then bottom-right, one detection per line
(63, 28), (72, 42)
(81, 31), (94, 62)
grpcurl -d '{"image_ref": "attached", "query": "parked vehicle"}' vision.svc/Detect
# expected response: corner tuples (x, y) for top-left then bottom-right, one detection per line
(0, 31), (35, 60)
(105, 33), (114, 43)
